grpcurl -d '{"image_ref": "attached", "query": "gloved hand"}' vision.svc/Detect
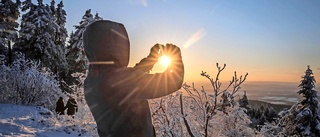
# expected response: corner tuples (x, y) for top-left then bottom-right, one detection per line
(163, 43), (182, 61)
(148, 43), (165, 59)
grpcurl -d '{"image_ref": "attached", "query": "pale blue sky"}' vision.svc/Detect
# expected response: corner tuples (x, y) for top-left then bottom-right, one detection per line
(55, 0), (320, 83)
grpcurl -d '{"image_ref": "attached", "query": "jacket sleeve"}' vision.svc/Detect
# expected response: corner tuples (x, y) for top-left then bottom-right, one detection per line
(133, 56), (158, 73)
(134, 57), (184, 99)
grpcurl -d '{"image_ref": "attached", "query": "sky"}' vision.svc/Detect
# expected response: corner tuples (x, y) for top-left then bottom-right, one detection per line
(56, 0), (320, 84)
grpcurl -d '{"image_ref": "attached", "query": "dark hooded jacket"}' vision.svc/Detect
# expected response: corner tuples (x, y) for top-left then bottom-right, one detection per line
(83, 20), (184, 137)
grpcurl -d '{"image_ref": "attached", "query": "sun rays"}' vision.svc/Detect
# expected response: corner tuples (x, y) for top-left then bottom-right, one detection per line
(183, 28), (207, 48)
(159, 55), (171, 67)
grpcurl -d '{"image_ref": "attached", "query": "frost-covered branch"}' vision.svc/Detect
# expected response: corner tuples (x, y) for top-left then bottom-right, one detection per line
(183, 63), (248, 137)
(0, 53), (63, 110)
(183, 83), (205, 111)
(180, 94), (195, 137)
(152, 63), (250, 137)
(151, 94), (182, 137)
(231, 72), (248, 96)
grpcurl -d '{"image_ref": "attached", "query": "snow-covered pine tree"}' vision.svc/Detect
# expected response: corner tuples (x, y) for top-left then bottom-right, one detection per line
(14, 0), (67, 78)
(55, 1), (67, 48)
(279, 66), (320, 136)
(14, 0), (35, 51)
(298, 65), (318, 109)
(51, 0), (69, 81)
(65, 9), (103, 85)
(49, 0), (55, 16)
(0, 0), (20, 64)
(296, 65), (320, 136)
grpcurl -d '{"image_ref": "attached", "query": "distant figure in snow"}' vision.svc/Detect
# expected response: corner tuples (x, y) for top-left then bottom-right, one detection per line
(83, 20), (184, 137)
(65, 97), (78, 117)
(55, 97), (65, 115)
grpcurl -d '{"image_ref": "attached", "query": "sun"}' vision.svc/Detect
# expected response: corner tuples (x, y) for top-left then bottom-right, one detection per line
(159, 55), (171, 67)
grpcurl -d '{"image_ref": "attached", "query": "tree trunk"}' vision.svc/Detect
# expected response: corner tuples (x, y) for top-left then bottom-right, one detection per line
(7, 41), (12, 65)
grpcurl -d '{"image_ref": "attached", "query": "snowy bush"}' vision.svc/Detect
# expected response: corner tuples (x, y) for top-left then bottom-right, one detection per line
(150, 63), (253, 137)
(150, 93), (254, 137)
(0, 53), (62, 110)
(150, 92), (184, 137)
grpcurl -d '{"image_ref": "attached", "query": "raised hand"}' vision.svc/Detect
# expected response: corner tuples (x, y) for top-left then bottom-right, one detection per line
(163, 43), (182, 61)
(148, 43), (164, 59)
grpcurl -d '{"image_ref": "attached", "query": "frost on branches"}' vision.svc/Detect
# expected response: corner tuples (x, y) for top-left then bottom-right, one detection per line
(0, 0), (20, 45)
(54, 1), (68, 47)
(0, 57), (98, 135)
(150, 63), (253, 137)
(65, 9), (103, 85)
(0, 0), (20, 64)
(14, 0), (68, 77)
(0, 53), (63, 110)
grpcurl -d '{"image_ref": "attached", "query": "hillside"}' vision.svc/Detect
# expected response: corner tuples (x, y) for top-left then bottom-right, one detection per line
(248, 100), (291, 112)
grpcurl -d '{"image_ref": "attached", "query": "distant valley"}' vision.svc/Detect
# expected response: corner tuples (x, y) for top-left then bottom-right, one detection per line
(193, 81), (320, 106)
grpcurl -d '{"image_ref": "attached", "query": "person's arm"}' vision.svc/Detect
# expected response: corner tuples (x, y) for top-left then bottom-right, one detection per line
(133, 44), (164, 73)
(135, 44), (184, 99)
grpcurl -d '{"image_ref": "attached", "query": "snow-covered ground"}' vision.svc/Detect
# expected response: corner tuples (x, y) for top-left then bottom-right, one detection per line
(0, 104), (97, 137)
(1, 99), (253, 137)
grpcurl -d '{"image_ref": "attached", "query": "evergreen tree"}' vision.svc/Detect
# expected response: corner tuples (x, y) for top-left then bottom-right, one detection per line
(0, 0), (20, 64)
(298, 65), (318, 109)
(280, 66), (320, 136)
(265, 107), (277, 123)
(21, 0), (32, 11)
(296, 66), (320, 136)
(239, 91), (250, 109)
(65, 9), (102, 85)
(49, 0), (55, 16)
(14, 0), (67, 77)
(55, 0), (67, 47)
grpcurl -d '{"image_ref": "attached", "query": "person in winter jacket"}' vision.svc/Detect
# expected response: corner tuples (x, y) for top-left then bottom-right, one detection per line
(83, 20), (184, 137)
(65, 97), (78, 116)
(55, 97), (65, 115)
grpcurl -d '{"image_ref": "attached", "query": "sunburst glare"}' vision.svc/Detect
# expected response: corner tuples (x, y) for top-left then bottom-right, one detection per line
(159, 55), (171, 67)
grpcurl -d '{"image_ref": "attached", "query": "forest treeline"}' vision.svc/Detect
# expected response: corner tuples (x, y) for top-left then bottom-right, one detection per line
(1, 0), (101, 93)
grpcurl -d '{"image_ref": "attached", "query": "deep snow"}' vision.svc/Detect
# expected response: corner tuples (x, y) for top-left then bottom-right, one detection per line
(0, 104), (96, 137)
